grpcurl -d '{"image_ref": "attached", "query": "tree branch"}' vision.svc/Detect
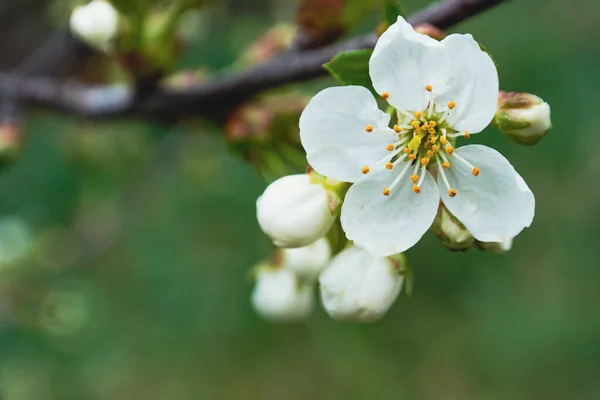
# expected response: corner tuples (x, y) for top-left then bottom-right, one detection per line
(0, 0), (509, 122)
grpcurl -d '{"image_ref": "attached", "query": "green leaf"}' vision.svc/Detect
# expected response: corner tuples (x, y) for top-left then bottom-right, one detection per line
(324, 49), (375, 94)
(381, 0), (405, 27)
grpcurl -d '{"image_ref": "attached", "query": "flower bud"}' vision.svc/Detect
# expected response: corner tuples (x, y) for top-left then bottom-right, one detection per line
(319, 247), (403, 322)
(494, 92), (552, 145)
(281, 237), (331, 282)
(476, 238), (513, 254)
(257, 174), (335, 248)
(431, 205), (474, 251)
(251, 266), (314, 322)
(414, 23), (447, 40)
(70, 0), (119, 52)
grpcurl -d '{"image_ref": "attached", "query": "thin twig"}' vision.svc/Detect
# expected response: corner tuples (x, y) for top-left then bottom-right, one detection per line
(0, 0), (509, 122)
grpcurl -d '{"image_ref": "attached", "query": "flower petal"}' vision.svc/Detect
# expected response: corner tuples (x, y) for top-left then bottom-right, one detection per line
(439, 145), (535, 242)
(341, 164), (440, 256)
(433, 34), (499, 133)
(369, 16), (441, 112)
(299, 86), (398, 183)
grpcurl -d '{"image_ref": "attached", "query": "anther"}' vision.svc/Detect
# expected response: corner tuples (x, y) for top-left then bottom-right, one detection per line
(428, 128), (436, 135)
(386, 162), (394, 170)
(464, 130), (470, 139)
(408, 154), (417, 161)
(381, 92), (390, 100)
(432, 145), (439, 153)
(427, 150), (434, 158)
(443, 162), (451, 169)
(425, 84), (433, 92)
(429, 121), (436, 127)
(445, 145), (455, 155)
(421, 158), (430, 166)
(448, 188), (457, 197)
(412, 185), (421, 194)
(472, 167), (480, 176)
(362, 166), (370, 175)
(403, 147), (411, 155)
(440, 136), (448, 145)
(394, 125), (402, 133)
(365, 125), (374, 132)
(411, 121), (420, 129)
(410, 174), (419, 183)
(386, 144), (395, 151)
(448, 101), (456, 110)
(383, 187), (391, 196)
(414, 111), (423, 119)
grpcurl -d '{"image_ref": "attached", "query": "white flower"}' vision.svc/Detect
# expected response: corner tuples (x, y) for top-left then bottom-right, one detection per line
(319, 247), (403, 322)
(251, 267), (314, 322)
(256, 174), (335, 248)
(282, 237), (331, 282)
(70, 0), (119, 52)
(300, 16), (535, 256)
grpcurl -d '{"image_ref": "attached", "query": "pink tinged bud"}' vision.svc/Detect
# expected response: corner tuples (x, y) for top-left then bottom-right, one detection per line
(495, 92), (552, 145)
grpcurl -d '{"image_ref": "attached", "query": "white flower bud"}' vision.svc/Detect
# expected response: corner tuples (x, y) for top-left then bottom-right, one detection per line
(477, 238), (514, 254)
(495, 92), (552, 145)
(281, 237), (331, 282)
(256, 174), (335, 248)
(251, 267), (314, 322)
(431, 205), (474, 250)
(319, 247), (403, 322)
(70, 0), (119, 52)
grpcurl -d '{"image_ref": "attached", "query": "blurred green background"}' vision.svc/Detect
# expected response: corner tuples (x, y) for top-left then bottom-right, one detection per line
(0, 0), (598, 399)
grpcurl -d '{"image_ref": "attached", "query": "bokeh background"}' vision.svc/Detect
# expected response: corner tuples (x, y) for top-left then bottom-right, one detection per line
(0, 0), (598, 399)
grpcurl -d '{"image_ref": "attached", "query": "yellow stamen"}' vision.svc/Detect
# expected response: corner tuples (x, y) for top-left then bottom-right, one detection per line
(440, 136), (448, 145)
(383, 187), (391, 196)
(386, 144), (395, 151)
(472, 167), (480, 176)
(443, 161), (451, 169)
(394, 125), (402, 133)
(411, 120), (420, 129)
(428, 128), (436, 135)
(365, 125), (374, 132)
(445, 145), (455, 155)
(412, 185), (421, 194)
(362, 166), (370, 175)
(448, 101), (456, 110)
(410, 174), (419, 183)
(381, 92), (390, 100)
(408, 154), (417, 161)
(426, 150), (434, 158)
(421, 158), (430, 166)
(464, 130), (470, 139)
(448, 188), (457, 197)
(429, 121), (437, 127)
(424, 141), (431, 149)
(414, 111), (422, 119)
(403, 147), (411, 155)
(386, 162), (394, 170)
(425, 84), (433, 92)
(432, 145), (439, 153)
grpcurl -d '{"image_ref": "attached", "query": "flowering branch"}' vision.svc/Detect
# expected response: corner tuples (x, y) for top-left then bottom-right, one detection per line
(0, 0), (509, 122)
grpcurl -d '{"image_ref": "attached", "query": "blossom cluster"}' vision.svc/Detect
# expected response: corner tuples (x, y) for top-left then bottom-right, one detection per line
(252, 17), (550, 322)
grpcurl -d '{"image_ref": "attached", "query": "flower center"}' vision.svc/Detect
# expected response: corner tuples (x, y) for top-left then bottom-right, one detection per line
(361, 85), (481, 197)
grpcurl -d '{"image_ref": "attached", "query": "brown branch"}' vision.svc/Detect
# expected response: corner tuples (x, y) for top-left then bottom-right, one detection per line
(0, 0), (510, 122)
